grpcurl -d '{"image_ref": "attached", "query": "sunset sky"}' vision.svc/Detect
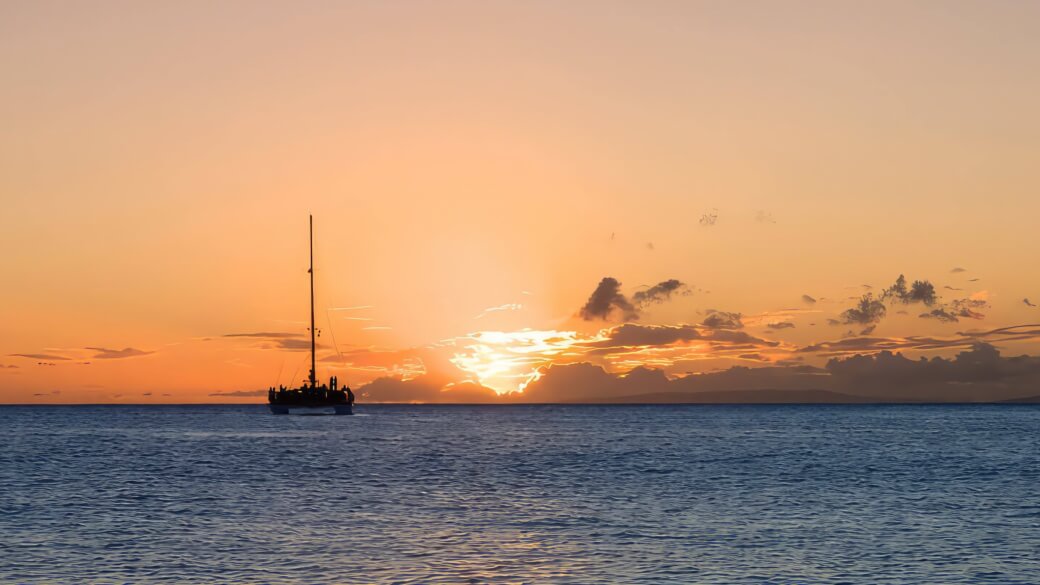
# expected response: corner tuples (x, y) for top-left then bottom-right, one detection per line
(3, 0), (1039, 403)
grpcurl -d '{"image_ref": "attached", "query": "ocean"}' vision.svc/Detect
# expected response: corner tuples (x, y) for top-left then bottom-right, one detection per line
(1, 404), (1038, 584)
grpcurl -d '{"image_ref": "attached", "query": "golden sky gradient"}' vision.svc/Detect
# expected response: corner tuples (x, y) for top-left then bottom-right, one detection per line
(3, 1), (1040, 403)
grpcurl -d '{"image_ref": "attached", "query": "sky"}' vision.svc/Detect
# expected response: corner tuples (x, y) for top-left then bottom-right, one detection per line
(2, 0), (1040, 403)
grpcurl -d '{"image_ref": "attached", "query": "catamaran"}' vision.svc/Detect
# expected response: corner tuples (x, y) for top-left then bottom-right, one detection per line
(267, 216), (354, 415)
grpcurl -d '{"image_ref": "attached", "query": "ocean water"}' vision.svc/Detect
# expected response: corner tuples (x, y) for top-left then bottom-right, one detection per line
(1, 405), (1038, 584)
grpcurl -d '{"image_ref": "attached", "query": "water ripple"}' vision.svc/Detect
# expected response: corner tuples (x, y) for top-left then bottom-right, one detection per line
(0, 404), (1038, 583)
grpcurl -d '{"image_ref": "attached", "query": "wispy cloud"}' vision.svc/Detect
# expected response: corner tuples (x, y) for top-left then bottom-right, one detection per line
(223, 332), (304, 339)
(209, 389), (268, 397)
(632, 279), (688, 307)
(475, 303), (523, 319)
(86, 347), (154, 360)
(9, 353), (71, 361)
(274, 338), (314, 351)
(223, 332), (319, 351)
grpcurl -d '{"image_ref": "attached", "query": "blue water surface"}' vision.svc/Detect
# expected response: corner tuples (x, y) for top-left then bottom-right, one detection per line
(1, 404), (1038, 584)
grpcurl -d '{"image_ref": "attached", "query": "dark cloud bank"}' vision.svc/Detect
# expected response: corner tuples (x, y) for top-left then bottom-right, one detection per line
(523, 344), (1040, 403)
(357, 344), (1040, 404)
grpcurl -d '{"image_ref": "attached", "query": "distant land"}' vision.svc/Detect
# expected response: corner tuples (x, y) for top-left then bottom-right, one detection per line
(569, 390), (1040, 405)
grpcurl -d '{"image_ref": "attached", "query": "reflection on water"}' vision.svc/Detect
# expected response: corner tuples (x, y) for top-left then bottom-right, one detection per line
(1, 404), (1038, 584)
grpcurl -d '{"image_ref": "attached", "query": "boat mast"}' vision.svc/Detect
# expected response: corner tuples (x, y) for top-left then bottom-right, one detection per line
(308, 214), (317, 388)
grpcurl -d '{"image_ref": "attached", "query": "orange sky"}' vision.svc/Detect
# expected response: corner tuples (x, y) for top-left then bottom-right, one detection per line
(2, 0), (1040, 403)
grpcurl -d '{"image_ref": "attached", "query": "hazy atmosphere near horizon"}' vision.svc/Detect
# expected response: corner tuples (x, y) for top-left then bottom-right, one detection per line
(3, 2), (1040, 584)
(3, 0), (1040, 405)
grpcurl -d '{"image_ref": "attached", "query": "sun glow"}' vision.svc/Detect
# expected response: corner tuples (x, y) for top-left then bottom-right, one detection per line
(449, 329), (582, 394)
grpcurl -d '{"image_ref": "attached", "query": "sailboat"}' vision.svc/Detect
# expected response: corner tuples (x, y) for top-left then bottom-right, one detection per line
(268, 215), (354, 415)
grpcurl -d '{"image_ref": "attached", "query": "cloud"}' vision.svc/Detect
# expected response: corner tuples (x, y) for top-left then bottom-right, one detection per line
(960, 322), (1036, 335)
(702, 311), (743, 330)
(548, 324), (782, 379)
(767, 322), (795, 330)
(798, 323), (1040, 357)
(920, 308), (959, 323)
(9, 353), (71, 361)
(322, 319), (1040, 403)
(632, 279), (687, 307)
(578, 277), (688, 321)
(798, 336), (956, 356)
(520, 363), (670, 402)
(738, 353), (768, 361)
(578, 277), (638, 321)
(825, 343), (1040, 401)
(586, 323), (702, 349)
(699, 209), (718, 226)
(950, 267), (967, 273)
(86, 347), (154, 360)
(801, 294), (817, 305)
(475, 303), (523, 319)
(917, 292), (988, 324)
(705, 329), (779, 348)
(223, 332), (304, 339)
(834, 273), (962, 326)
(223, 332), (318, 351)
(949, 297), (988, 320)
(1026, 298), (1037, 308)
(209, 389), (269, 397)
(838, 294), (887, 325)
(516, 344), (1040, 403)
(273, 338), (315, 351)
(882, 275), (938, 306)
(359, 375), (500, 403)
(517, 360), (835, 403)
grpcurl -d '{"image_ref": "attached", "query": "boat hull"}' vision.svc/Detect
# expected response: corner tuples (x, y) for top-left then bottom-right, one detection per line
(269, 403), (353, 416)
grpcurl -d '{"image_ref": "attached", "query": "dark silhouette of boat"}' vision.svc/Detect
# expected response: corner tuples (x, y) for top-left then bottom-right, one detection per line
(268, 215), (354, 415)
